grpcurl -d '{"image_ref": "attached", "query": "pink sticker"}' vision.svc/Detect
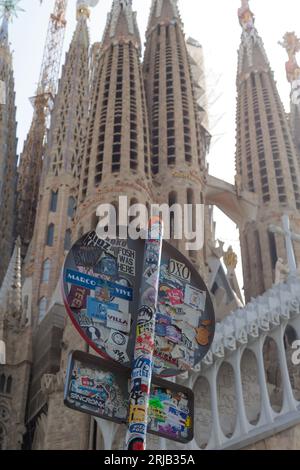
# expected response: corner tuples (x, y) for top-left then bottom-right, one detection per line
(166, 288), (184, 306)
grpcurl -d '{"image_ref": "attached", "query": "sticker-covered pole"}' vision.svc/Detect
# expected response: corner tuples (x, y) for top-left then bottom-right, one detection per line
(125, 217), (163, 451)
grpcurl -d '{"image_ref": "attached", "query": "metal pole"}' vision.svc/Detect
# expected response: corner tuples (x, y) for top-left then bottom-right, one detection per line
(125, 216), (163, 451)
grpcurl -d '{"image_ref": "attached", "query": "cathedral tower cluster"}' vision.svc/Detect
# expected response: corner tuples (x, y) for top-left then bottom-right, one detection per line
(236, 1), (300, 301)
(1, 0), (300, 451)
(0, 14), (18, 285)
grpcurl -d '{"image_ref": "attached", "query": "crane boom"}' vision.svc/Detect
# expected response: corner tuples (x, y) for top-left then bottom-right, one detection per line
(37, 0), (68, 99)
(17, 0), (68, 257)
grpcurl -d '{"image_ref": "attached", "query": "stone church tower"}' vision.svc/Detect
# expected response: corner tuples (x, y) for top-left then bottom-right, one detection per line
(279, 32), (300, 162)
(143, 0), (206, 271)
(0, 15), (18, 285)
(20, 4), (90, 448)
(0, 239), (32, 450)
(26, 3), (90, 328)
(235, 2), (300, 302)
(6, 0), (300, 451)
(76, 0), (153, 234)
(16, 96), (46, 260)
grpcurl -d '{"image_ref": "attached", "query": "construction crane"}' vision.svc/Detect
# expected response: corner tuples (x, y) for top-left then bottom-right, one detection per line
(34, 0), (68, 113)
(17, 0), (68, 257)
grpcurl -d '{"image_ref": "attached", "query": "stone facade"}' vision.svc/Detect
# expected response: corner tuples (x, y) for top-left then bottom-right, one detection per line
(1, 0), (300, 451)
(236, 3), (300, 302)
(24, 7), (90, 434)
(0, 16), (18, 285)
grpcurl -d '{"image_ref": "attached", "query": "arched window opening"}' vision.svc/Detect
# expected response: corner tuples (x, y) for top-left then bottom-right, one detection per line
(0, 374), (5, 393)
(38, 298), (48, 324)
(42, 259), (51, 283)
(68, 196), (76, 218)
(46, 224), (54, 247)
(6, 376), (12, 394)
(169, 192), (177, 239)
(64, 229), (72, 251)
(0, 340), (5, 366)
(50, 191), (58, 213)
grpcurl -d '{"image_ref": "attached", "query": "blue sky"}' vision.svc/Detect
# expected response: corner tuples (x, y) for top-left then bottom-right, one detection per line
(7, 0), (300, 289)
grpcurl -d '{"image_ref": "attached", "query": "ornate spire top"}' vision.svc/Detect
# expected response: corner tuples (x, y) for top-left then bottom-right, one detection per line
(0, 0), (23, 20)
(0, 237), (22, 322)
(279, 32), (300, 84)
(0, 14), (8, 45)
(237, 0), (270, 77)
(76, 0), (99, 20)
(0, 0), (23, 46)
(238, 0), (255, 33)
(102, 0), (140, 49)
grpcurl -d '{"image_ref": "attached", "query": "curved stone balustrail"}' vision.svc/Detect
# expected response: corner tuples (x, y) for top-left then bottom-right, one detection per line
(95, 275), (300, 450)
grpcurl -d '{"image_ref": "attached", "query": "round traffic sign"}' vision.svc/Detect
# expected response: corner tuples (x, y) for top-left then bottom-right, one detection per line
(62, 231), (215, 376)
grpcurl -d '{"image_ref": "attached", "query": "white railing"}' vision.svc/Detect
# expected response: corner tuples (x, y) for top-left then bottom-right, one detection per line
(95, 274), (300, 450)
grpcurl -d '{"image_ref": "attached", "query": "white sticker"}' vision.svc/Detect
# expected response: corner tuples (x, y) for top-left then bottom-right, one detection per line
(107, 330), (129, 349)
(105, 345), (129, 364)
(118, 247), (136, 276)
(106, 309), (131, 333)
(184, 285), (206, 311)
(178, 322), (196, 342)
(89, 324), (110, 342)
(185, 308), (201, 328)
(170, 345), (184, 359)
(168, 259), (191, 282)
(144, 265), (159, 287)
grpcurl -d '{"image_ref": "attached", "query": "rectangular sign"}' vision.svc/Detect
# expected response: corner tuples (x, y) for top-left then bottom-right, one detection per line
(64, 351), (194, 444)
(65, 269), (133, 301)
(106, 309), (131, 334)
(118, 247), (136, 276)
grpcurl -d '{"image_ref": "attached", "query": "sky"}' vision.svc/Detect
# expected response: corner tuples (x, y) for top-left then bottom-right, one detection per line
(6, 0), (300, 293)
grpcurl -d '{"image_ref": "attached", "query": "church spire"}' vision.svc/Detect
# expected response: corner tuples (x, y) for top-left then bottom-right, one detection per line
(237, 0), (270, 78)
(0, 1), (19, 285)
(0, 15), (8, 46)
(43, 0), (89, 178)
(27, 1), (90, 326)
(279, 32), (300, 159)
(235, 1), (300, 301)
(77, 0), (151, 230)
(0, 237), (22, 320)
(0, 0), (23, 46)
(102, 0), (141, 49)
(147, 0), (183, 33)
(143, 0), (206, 270)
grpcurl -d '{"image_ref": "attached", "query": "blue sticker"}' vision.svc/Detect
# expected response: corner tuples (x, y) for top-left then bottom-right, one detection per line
(155, 323), (167, 337)
(87, 297), (118, 323)
(129, 423), (147, 434)
(132, 358), (152, 380)
(95, 256), (118, 277)
(66, 270), (133, 301)
(156, 313), (172, 326)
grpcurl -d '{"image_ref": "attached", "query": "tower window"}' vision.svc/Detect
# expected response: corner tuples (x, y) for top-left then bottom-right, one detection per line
(6, 377), (12, 394)
(38, 298), (48, 324)
(64, 230), (72, 251)
(67, 197), (76, 218)
(42, 259), (51, 283)
(46, 224), (55, 247)
(0, 341), (5, 366)
(0, 374), (5, 393)
(169, 192), (177, 239)
(268, 232), (277, 270)
(50, 191), (58, 213)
